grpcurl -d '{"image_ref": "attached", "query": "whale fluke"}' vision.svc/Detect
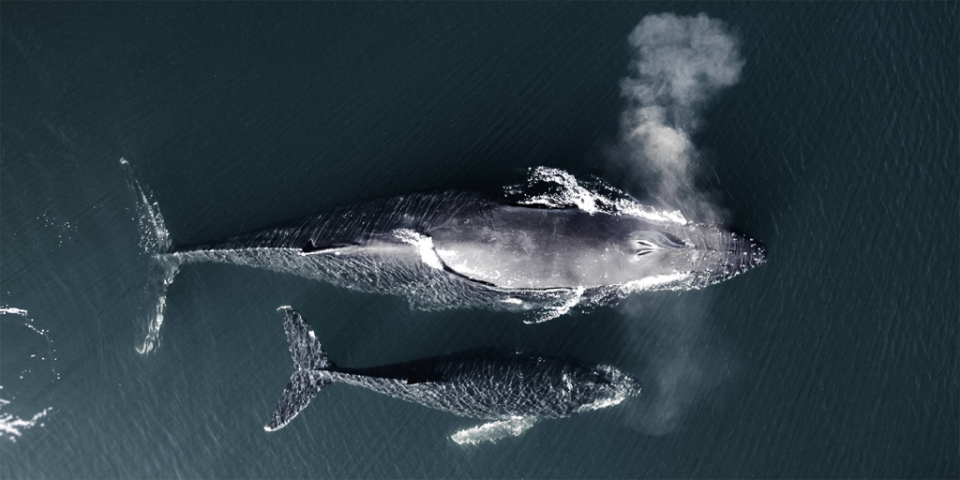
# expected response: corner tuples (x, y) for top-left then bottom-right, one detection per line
(264, 371), (331, 432)
(265, 307), (334, 432)
(122, 158), (182, 355)
(278, 306), (331, 371)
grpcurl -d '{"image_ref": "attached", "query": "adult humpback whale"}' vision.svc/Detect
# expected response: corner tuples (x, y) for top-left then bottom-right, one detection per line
(124, 162), (766, 353)
(264, 307), (642, 444)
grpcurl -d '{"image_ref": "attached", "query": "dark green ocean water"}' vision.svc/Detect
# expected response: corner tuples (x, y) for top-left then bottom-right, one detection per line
(1, 2), (957, 478)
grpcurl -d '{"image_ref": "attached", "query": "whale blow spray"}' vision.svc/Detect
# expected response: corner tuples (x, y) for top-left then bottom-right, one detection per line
(614, 13), (745, 435)
(616, 13), (744, 222)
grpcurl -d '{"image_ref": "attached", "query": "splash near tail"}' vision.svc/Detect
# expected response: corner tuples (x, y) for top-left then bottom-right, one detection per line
(265, 307), (333, 432)
(121, 158), (181, 355)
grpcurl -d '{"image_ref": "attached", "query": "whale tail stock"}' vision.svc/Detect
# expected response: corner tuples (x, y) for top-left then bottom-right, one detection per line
(265, 307), (334, 432)
(121, 158), (182, 355)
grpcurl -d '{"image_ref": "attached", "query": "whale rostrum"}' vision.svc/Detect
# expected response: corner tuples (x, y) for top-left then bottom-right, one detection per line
(264, 307), (642, 444)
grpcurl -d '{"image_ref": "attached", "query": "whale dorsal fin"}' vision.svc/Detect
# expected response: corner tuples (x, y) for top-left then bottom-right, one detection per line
(450, 416), (540, 445)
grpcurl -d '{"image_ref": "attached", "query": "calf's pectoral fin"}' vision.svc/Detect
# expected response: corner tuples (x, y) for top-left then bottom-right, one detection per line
(450, 416), (540, 445)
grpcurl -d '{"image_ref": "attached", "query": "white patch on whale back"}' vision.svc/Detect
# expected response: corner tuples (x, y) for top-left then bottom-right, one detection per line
(393, 229), (444, 270)
(451, 416), (539, 445)
(511, 167), (688, 225)
(0, 307), (28, 316)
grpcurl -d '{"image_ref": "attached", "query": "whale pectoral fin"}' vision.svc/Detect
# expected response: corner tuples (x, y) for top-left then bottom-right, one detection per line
(299, 241), (360, 256)
(522, 286), (586, 324)
(450, 416), (540, 445)
(264, 371), (330, 432)
(405, 370), (445, 385)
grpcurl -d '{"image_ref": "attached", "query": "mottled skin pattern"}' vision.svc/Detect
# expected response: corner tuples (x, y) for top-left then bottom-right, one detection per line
(168, 190), (766, 313)
(265, 308), (642, 434)
(171, 192), (576, 312)
(329, 350), (636, 420)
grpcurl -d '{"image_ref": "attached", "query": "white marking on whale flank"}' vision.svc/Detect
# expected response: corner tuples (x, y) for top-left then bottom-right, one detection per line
(619, 272), (692, 293)
(392, 229), (444, 270)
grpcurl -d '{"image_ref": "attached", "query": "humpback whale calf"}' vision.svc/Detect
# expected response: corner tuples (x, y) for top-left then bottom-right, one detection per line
(124, 161), (766, 353)
(264, 307), (642, 444)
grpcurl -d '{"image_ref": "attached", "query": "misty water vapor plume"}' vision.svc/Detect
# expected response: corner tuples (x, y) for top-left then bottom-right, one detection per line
(616, 13), (743, 222)
(618, 292), (736, 436)
(614, 13), (743, 435)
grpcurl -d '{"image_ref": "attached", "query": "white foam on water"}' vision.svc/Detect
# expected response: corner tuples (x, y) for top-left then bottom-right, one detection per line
(0, 307), (58, 442)
(511, 167), (688, 225)
(517, 167), (603, 214)
(0, 397), (53, 443)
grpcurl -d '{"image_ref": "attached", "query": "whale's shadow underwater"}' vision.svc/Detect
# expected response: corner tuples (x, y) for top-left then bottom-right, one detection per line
(265, 307), (643, 445)
(124, 163), (766, 355)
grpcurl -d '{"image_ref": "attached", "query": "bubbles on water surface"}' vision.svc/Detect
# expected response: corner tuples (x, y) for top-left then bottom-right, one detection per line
(0, 307), (58, 442)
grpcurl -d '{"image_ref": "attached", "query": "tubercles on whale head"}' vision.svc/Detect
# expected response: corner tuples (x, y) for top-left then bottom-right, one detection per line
(578, 365), (642, 413)
(618, 220), (766, 291)
(691, 226), (767, 287)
